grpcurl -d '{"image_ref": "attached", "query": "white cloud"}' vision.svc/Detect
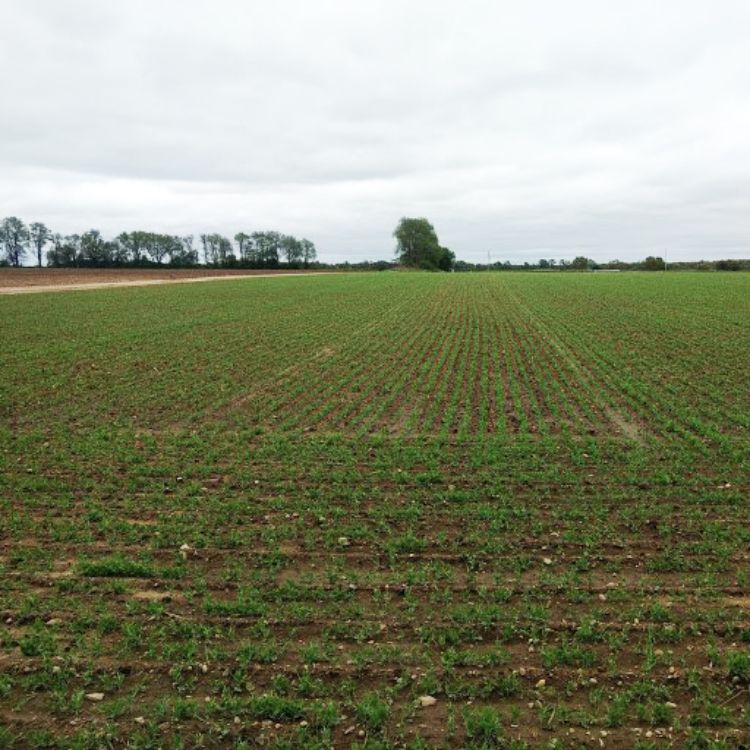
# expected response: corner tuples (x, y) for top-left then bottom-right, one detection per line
(1, 0), (749, 262)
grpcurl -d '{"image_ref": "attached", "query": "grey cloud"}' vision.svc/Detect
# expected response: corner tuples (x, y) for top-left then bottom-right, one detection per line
(1, 0), (749, 262)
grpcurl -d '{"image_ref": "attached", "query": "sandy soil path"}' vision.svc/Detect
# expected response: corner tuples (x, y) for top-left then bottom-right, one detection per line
(0, 272), (336, 295)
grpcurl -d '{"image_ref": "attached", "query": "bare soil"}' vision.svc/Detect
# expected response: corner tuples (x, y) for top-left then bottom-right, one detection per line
(0, 268), (332, 294)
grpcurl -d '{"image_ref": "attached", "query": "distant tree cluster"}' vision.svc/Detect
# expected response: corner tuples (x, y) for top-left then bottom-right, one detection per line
(0, 217), (317, 269)
(394, 218), (455, 271)
(454, 255), (750, 272)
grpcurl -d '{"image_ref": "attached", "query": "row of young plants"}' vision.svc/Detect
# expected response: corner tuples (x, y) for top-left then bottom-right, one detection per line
(1, 425), (747, 748)
(1, 272), (748, 747)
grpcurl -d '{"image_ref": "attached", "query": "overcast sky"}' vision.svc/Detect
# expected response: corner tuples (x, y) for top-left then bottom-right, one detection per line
(2, 1), (749, 263)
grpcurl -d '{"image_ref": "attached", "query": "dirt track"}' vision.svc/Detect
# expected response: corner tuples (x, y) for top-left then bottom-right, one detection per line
(0, 269), (335, 295)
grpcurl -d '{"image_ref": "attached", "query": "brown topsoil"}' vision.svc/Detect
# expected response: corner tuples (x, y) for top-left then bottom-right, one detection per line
(0, 268), (332, 294)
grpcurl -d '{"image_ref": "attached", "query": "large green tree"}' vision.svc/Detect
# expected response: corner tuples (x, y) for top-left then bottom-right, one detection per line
(393, 217), (453, 270)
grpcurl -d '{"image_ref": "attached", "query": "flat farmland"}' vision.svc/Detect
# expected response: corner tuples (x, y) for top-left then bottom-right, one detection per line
(0, 272), (748, 749)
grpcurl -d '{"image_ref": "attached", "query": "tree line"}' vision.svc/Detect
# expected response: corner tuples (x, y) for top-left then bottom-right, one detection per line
(389, 218), (749, 272)
(3, 214), (746, 272)
(0, 217), (317, 269)
(454, 256), (750, 272)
